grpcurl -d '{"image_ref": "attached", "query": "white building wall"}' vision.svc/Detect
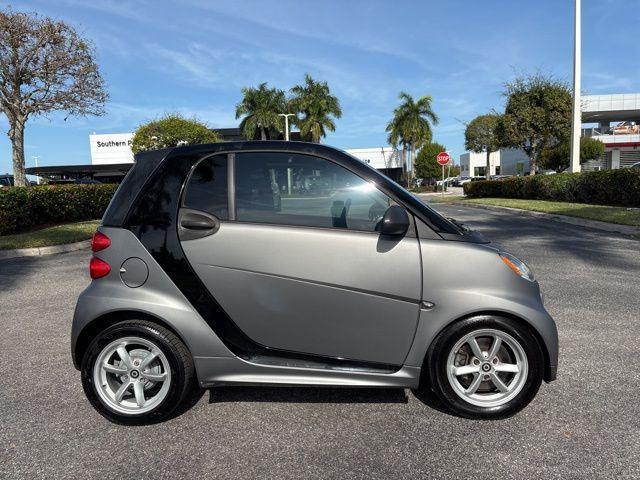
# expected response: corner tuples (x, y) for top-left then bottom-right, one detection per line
(583, 93), (640, 114)
(459, 150), (501, 177)
(345, 147), (403, 169)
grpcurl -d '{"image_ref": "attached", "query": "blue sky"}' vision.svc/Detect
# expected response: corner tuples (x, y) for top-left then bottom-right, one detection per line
(2, 0), (639, 175)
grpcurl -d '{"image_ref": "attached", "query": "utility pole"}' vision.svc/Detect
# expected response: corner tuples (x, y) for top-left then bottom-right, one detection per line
(32, 155), (40, 185)
(569, 0), (582, 173)
(278, 113), (295, 141)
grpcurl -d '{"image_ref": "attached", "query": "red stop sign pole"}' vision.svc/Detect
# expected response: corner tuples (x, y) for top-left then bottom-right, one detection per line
(436, 152), (451, 196)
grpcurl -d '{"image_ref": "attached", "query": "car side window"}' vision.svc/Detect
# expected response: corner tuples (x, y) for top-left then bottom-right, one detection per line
(183, 155), (229, 220)
(235, 152), (392, 232)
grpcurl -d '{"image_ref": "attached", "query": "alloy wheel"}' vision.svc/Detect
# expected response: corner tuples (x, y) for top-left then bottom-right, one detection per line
(92, 336), (172, 415)
(446, 328), (528, 408)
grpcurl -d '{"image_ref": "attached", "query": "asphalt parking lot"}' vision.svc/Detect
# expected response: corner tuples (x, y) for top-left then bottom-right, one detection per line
(1, 204), (639, 479)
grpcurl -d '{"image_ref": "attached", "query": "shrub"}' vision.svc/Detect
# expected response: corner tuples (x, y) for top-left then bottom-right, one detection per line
(0, 184), (118, 235)
(463, 169), (640, 207)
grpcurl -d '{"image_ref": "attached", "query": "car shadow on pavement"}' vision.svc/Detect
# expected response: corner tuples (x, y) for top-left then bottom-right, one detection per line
(410, 387), (454, 416)
(207, 386), (409, 404)
(163, 386), (458, 421)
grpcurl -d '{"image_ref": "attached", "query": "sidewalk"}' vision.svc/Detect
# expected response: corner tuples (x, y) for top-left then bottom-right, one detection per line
(413, 186), (464, 197)
(0, 239), (90, 261)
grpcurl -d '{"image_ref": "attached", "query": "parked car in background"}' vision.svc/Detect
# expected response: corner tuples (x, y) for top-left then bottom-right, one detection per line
(0, 174), (14, 187)
(436, 176), (459, 186)
(630, 162), (640, 169)
(455, 177), (473, 186)
(48, 178), (103, 185)
(72, 141), (558, 424)
(490, 175), (512, 181)
(612, 121), (639, 135)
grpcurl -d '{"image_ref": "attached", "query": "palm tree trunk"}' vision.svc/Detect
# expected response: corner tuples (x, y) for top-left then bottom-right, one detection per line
(486, 150), (491, 180)
(409, 142), (416, 186)
(9, 118), (28, 187)
(401, 145), (407, 187)
(260, 127), (267, 141)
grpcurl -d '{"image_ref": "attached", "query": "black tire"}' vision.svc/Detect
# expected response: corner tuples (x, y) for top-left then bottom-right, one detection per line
(425, 315), (544, 420)
(81, 320), (195, 425)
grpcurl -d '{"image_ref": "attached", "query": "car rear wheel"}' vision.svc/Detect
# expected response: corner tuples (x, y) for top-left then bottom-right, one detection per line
(81, 320), (194, 425)
(426, 315), (544, 419)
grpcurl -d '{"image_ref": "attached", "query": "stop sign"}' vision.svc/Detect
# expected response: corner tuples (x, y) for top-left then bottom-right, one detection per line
(436, 152), (450, 166)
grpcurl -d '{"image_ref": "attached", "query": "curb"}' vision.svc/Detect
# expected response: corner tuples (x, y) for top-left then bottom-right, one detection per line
(440, 201), (640, 238)
(0, 239), (91, 261)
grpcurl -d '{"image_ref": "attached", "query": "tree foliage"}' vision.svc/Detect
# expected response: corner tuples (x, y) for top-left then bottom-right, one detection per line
(414, 142), (447, 180)
(131, 114), (221, 154)
(465, 114), (502, 180)
(289, 74), (342, 143)
(0, 7), (108, 185)
(539, 137), (606, 172)
(496, 73), (572, 175)
(465, 114), (502, 154)
(386, 92), (439, 183)
(235, 82), (286, 140)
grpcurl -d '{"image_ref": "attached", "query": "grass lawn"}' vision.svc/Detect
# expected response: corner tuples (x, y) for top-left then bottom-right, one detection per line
(0, 220), (101, 250)
(429, 196), (640, 227)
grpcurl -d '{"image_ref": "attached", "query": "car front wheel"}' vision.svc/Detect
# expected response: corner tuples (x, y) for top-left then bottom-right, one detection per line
(426, 315), (544, 419)
(81, 320), (194, 425)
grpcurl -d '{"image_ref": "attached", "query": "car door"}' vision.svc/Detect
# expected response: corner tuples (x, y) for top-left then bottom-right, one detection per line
(178, 151), (422, 366)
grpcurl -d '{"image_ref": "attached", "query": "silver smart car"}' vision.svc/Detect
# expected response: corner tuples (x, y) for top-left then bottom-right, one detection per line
(72, 141), (558, 424)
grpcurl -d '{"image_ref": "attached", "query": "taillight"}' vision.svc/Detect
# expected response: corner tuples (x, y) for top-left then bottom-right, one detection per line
(91, 231), (111, 252)
(89, 257), (111, 279)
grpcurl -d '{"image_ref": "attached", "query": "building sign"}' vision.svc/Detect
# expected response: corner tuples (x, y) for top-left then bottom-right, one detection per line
(90, 133), (134, 165)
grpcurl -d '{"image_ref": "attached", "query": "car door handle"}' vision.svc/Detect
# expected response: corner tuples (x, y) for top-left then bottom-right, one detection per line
(181, 216), (216, 230)
(178, 209), (220, 240)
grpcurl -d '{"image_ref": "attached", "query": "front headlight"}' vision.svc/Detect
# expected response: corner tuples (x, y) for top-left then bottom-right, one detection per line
(499, 252), (534, 281)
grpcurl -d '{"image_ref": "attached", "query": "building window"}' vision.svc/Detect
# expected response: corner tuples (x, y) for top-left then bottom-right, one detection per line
(474, 167), (486, 177)
(495, 166), (501, 175)
(235, 152), (392, 232)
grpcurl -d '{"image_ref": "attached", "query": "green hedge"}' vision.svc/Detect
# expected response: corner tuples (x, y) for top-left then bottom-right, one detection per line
(0, 184), (118, 236)
(463, 169), (640, 207)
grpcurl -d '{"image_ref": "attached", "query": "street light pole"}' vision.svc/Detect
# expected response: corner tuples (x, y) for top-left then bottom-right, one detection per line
(278, 113), (295, 141)
(569, 0), (582, 173)
(32, 155), (40, 185)
(279, 113), (296, 195)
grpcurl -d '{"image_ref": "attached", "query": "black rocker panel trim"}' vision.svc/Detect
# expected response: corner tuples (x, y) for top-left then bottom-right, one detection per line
(124, 145), (401, 374)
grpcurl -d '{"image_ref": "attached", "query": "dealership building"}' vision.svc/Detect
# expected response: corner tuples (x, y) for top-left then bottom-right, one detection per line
(460, 93), (640, 176)
(460, 148), (529, 177)
(27, 129), (404, 183)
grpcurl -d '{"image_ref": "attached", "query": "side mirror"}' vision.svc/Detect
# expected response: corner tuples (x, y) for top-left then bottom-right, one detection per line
(379, 205), (409, 236)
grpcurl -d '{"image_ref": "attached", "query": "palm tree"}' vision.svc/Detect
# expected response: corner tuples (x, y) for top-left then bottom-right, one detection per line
(289, 74), (342, 143)
(386, 92), (439, 184)
(386, 115), (410, 183)
(236, 83), (286, 140)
